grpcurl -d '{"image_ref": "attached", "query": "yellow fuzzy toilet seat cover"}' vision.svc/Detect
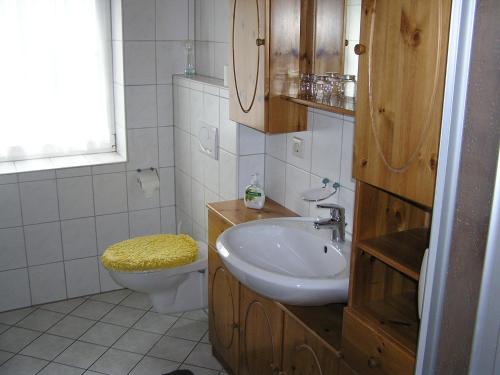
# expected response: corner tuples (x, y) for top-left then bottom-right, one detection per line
(101, 234), (198, 272)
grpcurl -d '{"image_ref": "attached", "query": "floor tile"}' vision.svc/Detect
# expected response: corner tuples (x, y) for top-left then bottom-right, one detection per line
(0, 350), (13, 366)
(112, 328), (161, 355)
(79, 322), (127, 347)
(41, 298), (85, 314)
(83, 372), (104, 375)
(0, 308), (35, 325)
(89, 289), (131, 304)
(48, 315), (95, 339)
(119, 292), (153, 310)
(167, 318), (208, 341)
(71, 300), (115, 321)
(0, 327), (41, 353)
(129, 356), (179, 375)
(37, 362), (84, 375)
(179, 364), (220, 375)
(201, 332), (210, 344)
(20, 333), (74, 360)
(100, 306), (145, 327)
(55, 341), (107, 369)
(183, 309), (209, 322)
(0, 354), (48, 375)
(89, 348), (142, 375)
(133, 311), (177, 334)
(16, 309), (64, 332)
(0, 323), (9, 335)
(185, 343), (223, 371)
(148, 335), (196, 362)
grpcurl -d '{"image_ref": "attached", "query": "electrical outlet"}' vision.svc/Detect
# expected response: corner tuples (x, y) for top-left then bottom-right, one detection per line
(292, 137), (304, 158)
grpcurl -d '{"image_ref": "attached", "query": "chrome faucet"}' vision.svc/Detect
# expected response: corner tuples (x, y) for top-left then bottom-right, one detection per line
(313, 203), (346, 242)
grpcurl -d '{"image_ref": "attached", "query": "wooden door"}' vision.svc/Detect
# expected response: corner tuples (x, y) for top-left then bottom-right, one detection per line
(229, 0), (267, 132)
(282, 314), (340, 375)
(208, 246), (240, 373)
(353, 0), (452, 207)
(239, 285), (283, 375)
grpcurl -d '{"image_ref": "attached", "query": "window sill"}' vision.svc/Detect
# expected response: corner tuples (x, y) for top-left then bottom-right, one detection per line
(0, 152), (127, 176)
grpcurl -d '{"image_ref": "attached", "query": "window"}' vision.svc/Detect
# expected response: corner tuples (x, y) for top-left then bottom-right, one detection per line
(0, 0), (116, 164)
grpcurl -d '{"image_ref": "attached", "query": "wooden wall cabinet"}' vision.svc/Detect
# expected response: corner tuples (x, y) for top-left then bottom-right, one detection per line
(353, 0), (452, 207)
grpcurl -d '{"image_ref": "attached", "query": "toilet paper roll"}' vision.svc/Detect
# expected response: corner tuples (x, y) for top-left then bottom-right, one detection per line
(137, 169), (159, 198)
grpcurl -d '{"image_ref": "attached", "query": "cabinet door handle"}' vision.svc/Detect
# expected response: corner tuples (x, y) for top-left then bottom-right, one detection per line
(256, 38), (265, 46)
(367, 356), (380, 368)
(354, 43), (366, 55)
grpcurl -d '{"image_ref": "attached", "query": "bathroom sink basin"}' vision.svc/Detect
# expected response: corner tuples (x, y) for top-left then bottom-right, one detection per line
(216, 217), (351, 305)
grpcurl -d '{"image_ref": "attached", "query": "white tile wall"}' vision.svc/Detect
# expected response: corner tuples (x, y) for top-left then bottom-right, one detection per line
(0, 0), (189, 312)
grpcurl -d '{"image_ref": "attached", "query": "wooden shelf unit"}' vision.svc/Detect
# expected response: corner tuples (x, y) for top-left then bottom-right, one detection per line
(357, 228), (429, 281)
(280, 94), (355, 116)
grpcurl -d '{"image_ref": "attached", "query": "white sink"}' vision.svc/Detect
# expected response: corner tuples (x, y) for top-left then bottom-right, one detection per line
(216, 217), (351, 305)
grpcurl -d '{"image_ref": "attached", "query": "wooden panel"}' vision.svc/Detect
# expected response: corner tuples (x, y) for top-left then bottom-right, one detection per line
(207, 199), (297, 227)
(339, 360), (358, 375)
(229, 0), (267, 132)
(342, 308), (415, 375)
(208, 246), (240, 373)
(239, 285), (283, 375)
(268, 0), (307, 133)
(313, 0), (345, 73)
(353, 0), (452, 206)
(282, 314), (340, 375)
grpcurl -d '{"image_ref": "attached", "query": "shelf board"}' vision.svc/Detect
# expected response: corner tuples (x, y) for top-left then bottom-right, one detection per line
(352, 293), (419, 355)
(357, 228), (429, 281)
(280, 94), (355, 116)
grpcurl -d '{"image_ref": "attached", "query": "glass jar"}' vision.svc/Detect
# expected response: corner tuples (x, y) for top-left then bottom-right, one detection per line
(343, 74), (357, 101)
(184, 40), (195, 76)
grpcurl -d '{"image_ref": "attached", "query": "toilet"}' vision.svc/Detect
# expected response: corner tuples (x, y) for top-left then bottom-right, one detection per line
(102, 238), (208, 314)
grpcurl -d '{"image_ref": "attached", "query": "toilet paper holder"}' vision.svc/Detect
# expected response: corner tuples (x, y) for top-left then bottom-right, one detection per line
(137, 167), (156, 173)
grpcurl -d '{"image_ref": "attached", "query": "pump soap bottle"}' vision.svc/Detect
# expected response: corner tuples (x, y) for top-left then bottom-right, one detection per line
(244, 173), (265, 209)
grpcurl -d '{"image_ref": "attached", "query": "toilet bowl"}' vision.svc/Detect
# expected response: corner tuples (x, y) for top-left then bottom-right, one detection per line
(105, 241), (208, 314)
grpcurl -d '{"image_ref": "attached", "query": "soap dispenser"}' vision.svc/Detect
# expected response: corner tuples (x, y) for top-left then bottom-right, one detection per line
(244, 173), (265, 209)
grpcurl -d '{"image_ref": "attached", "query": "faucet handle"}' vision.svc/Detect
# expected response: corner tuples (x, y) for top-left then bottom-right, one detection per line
(316, 203), (345, 219)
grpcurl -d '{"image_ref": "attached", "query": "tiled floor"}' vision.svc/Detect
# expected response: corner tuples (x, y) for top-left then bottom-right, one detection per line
(0, 289), (227, 375)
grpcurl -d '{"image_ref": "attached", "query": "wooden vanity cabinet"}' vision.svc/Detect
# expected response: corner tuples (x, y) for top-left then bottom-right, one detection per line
(353, 0), (452, 207)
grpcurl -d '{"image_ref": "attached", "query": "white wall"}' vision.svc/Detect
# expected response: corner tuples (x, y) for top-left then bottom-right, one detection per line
(0, 0), (190, 312)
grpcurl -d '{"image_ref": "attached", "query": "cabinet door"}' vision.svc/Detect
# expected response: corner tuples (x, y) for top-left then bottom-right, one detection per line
(208, 246), (240, 373)
(229, 0), (267, 132)
(239, 285), (283, 375)
(282, 314), (340, 375)
(353, 0), (452, 207)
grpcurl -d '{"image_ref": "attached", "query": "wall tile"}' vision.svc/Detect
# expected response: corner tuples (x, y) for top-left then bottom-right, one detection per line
(189, 88), (204, 136)
(125, 85), (158, 128)
(161, 206), (177, 234)
(194, 41), (214, 77)
(202, 93), (219, 128)
(123, 41), (156, 85)
(0, 174), (17, 185)
(56, 167), (92, 179)
(219, 150), (238, 200)
(175, 170), (192, 216)
(265, 134), (287, 162)
(338, 188), (355, 235)
(214, 0), (229, 43)
(264, 156), (286, 206)
(111, 0), (123, 40)
(0, 227), (26, 271)
(195, 0), (214, 41)
(96, 213), (130, 255)
(191, 179), (205, 227)
(127, 171), (160, 211)
(92, 163), (126, 175)
(203, 155), (220, 194)
(311, 112), (343, 181)
(174, 128), (192, 175)
(20, 180), (59, 225)
(0, 269), (31, 311)
(157, 85), (174, 126)
(29, 263), (67, 305)
(213, 42), (228, 80)
(340, 120), (356, 190)
(159, 127), (175, 168)
(65, 257), (100, 298)
(284, 165), (311, 216)
(156, 0), (189, 41)
(24, 222), (63, 266)
(190, 136), (205, 183)
(129, 208), (161, 237)
(238, 154), (265, 199)
(122, 0), (155, 40)
(127, 128), (159, 171)
(174, 85), (191, 132)
(239, 125), (265, 155)
(219, 98), (238, 154)
(156, 41), (186, 84)
(308, 174), (340, 218)
(61, 217), (97, 260)
(93, 173), (128, 216)
(57, 176), (94, 220)
(286, 130), (313, 172)
(0, 184), (22, 228)
(159, 168), (176, 207)
(18, 170), (56, 183)
(176, 208), (193, 236)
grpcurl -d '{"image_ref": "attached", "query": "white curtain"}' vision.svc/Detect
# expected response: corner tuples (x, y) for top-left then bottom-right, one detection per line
(0, 0), (115, 162)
